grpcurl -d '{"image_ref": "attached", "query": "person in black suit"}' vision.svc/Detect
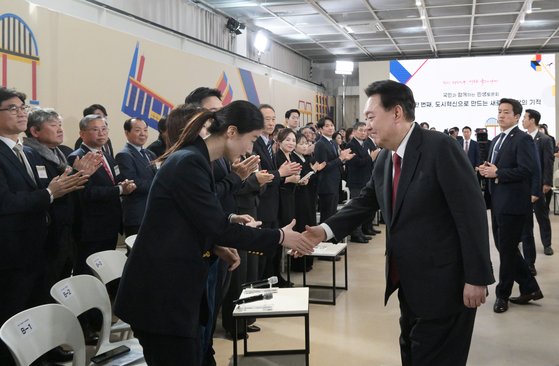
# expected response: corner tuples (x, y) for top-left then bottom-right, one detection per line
(460, 126), (481, 169)
(362, 129), (383, 233)
(74, 104), (114, 158)
(0, 88), (88, 366)
(304, 80), (494, 366)
(520, 109), (555, 274)
(276, 128), (304, 226)
(346, 122), (380, 242)
(253, 104), (300, 284)
(116, 118), (157, 237)
(68, 115), (137, 275)
(147, 116), (168, 157)
(114, 101), (315, 366)
(479, 98), (543, 313)
(314, 117), (355, 224)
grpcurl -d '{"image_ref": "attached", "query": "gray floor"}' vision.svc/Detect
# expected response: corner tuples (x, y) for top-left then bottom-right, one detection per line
(213, 211), (559, 366)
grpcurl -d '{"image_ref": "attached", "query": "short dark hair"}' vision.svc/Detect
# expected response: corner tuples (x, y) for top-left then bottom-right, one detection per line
(462, 126), (472, 132)
(184, 87), (222, 106)
(420, 122), (430, 129)
(123, 118), (145, 132)
(353, 121), (367, 129)
(259, 104), (275, 112)
(499, 98), (522, 116)
(157, 117), (167, 133)
(317, 116), (334, 129)
(83, 104), (107, 117)
(285, 109), (300, 119)
(525, 109), (541, 125)
(0, 87), (25, 105)
(364, 80), (415, 122)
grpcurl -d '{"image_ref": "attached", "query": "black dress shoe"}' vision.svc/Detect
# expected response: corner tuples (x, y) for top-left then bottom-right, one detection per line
(528, 264), (537, 276)
(493, 298), (509, 313)
(544, 246), (554, 255)
(362, 229), (376, 236)
(45, 347), (74, 363)
(247, 324), (261, 333)
(362, 235), (372, 240)
(509, 290), (544, 304)
(350, 236), (368, 243)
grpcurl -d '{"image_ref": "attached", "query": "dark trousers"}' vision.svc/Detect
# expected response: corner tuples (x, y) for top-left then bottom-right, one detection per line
(134, 329), (200, 366)
(398, 289), (476, 366)
(533, 194), (552, 248)
(318, 192), (339, 223)
(0, 267), (47, 366)
(491, 212), (540, 299)
(74, 236), (119, 276)
(124, 225), (140, 238)
(521, 211), (537, 265)
(46, 225), (75, 290)
(349, 187), (371, 236)
(259, 221), (278, 279)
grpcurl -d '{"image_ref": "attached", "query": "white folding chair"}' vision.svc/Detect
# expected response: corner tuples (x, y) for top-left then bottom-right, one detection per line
(86, 250), (132, 340)
(0, 304), (86, 366)
(124, 234), (137, 251)
(50, 275), (144, 365)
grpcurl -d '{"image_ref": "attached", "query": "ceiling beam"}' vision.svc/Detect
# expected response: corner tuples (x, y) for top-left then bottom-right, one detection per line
(538, 23), (559, 50)
(417, 0), (438, 56)
(360, 0), (403, 55)
(304, 0), (376, 59)
(502, 0), (532, 52)
(468, 0), (477, 54)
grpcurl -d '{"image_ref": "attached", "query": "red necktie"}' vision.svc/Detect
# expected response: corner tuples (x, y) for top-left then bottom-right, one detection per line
(98, 151), (115, 184)
(390, 153), (401, 286)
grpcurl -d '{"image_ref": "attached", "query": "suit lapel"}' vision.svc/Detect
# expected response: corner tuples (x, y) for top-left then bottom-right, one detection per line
(0, 141), (37, 188)
(494, 126), (518, 165)
(391, 127), (422, 226)
(256, 137), (274, 169)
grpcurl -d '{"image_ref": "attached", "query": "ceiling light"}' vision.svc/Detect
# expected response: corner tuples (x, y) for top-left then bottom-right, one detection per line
(415, 0), (421, 6)
(335, 60), (354, 75)
(526, 0), (533, 13)
(519, 12), (526, 23)
(254, 30), (270, 53)
(344, 25), (354, 33)
(420, 8), (426, 20)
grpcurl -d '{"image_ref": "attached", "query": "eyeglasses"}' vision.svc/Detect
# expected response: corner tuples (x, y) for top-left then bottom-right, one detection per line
(0, 104), (30, 115)
(86, 127), (110, 134)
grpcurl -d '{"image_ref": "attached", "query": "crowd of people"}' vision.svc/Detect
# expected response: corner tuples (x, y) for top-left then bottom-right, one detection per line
(0, 81), (555, 366)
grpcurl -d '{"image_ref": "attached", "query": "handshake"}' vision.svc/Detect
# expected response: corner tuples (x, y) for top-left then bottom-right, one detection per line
(279, 220), (329, 258)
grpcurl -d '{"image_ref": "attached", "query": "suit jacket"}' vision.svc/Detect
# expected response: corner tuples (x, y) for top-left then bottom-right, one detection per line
(68, 144), (122, 241)
(0, 141), (51, 270)
(325, 124), (494, 319)
(147, 135), (167, 158)
(486, 127), (540, 215)
(460, 139), (481, 168)
(314, 135), (342, 195)
(252, 136), (281, 223)
(533, 131), (554, 188)
(363, 137), (377, 153)
(74, 137), (114, 158)
(345, 137), (373, 190)
(212, 157), (242, 216)
(115, 143), (157, 227)
(114, 137), (280, 338)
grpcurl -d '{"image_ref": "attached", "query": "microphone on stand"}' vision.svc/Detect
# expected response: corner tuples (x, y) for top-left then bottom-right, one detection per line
(233, 292), (273, 305)
(241, 276), (278, 289)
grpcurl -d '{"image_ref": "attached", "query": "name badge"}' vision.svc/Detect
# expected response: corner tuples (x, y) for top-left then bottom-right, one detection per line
(36, 165), (48, 179)
(114, 165), (120, 176)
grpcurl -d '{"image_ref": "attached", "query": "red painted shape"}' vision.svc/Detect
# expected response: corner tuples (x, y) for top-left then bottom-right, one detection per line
(32, 61), (37, 100)
(137, 55), (145, 82)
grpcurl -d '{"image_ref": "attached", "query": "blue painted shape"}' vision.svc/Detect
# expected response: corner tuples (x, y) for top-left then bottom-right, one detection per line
(238, 68), (260, 106)
(390, 60), (412, 84)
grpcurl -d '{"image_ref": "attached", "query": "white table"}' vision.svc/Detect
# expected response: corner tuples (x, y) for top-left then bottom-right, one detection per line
(287, 242), (348, 305)
(232, 288), (310, 366)
(124, 234), (137, 250)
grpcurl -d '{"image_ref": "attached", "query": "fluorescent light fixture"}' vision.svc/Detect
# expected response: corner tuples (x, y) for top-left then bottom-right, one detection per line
(254, 30), (270, 53)
(415, 0), (421, 6)
(519, 12), (526, 23)
(335, 60), (354, 75)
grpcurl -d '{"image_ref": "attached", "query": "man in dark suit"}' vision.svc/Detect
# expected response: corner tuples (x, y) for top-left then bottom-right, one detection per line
(461, 126), (481, 169)
(68, 114), (136, 275)
(253, 104), (300, 283)
(0, 88), (87, 366)
(115, 118), (157, 237)
(479, 98), (543, 314)
(304, 80), (494, 366)
(314, 116), (354, 223)
(147, 116), (168, 157)
(74, 104), (114, 158)
(520, 108), (555, 275)
(345, 121), (375, 242)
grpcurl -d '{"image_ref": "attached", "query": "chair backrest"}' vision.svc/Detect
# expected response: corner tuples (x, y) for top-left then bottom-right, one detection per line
(86, 250), (128, 284)
(50, 275), (112, 353)
(0, 304), (86, 366)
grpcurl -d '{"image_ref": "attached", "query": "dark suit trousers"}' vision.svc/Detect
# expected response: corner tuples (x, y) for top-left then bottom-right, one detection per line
(134, 328), (200, 366)
(491, 213), (540, 298)
(74, 236), (119, 276)
(398, 289), (476, 366)
(318, 193), (339, 223)
(521, 210), (537, 265)
(259, 221), (278, 279)
(124, 225), (140, 238)
(533, 195), (552, 248)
